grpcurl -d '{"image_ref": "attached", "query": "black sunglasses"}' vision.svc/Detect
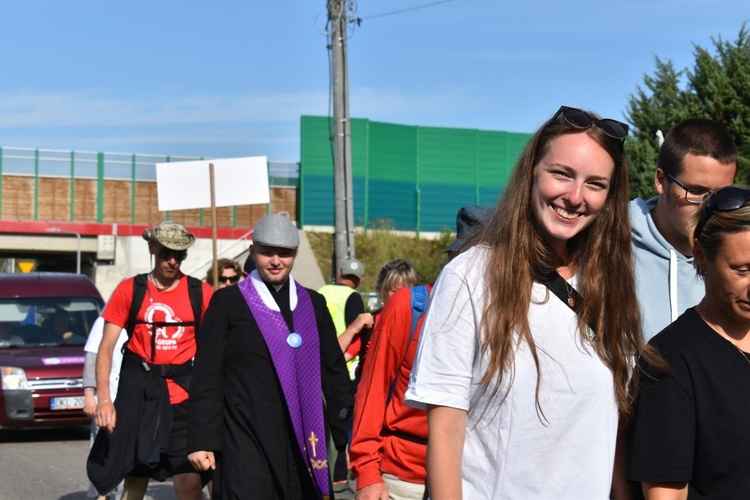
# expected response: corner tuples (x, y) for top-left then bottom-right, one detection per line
(550, 106), (629, 141)
(694, 186), (750, 238)
(218, 275), (240, 284)
(158, 248), (188, 262)
(705, 186), (750, 215)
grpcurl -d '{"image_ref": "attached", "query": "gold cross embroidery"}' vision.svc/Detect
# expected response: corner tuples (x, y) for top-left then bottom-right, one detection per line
(308, 431), (319, 457)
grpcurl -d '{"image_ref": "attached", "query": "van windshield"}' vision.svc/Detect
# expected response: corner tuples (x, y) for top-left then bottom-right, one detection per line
(0, 299), (101, 348)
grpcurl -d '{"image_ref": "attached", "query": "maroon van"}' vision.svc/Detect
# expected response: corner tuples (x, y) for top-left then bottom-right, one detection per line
(0, 273), (104, 429)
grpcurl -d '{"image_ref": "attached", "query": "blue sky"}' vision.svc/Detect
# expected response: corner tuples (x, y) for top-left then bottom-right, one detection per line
(0, 0), (747, 162)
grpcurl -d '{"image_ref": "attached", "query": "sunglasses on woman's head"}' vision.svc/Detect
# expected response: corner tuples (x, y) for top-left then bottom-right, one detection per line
(218, 275), (240, 284)
(705, 186), (750, 215)
(694, 186), (750, 239)
(550, 106), (629, 141)
(158, 248), (187, 262)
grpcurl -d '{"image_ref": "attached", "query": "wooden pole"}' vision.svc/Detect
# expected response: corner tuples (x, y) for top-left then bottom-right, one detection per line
(210, 162), (219, 290)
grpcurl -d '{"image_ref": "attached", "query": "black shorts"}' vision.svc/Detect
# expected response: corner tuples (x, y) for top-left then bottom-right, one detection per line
(131, 402), (209, 482)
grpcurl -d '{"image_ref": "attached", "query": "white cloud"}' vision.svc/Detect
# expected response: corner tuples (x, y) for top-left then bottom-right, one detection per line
(0, 89), (330, 128)
(0, 82), (488, 131)
(349, 85), (480, 123)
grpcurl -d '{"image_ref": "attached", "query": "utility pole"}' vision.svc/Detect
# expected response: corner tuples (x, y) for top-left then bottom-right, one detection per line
(328, 0), (356, 280)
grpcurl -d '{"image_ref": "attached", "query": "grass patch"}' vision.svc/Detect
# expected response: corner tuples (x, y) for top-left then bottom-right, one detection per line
(308, 220), (454, 294)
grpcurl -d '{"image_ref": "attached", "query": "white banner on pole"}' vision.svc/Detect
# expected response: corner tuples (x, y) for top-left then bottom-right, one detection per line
(155, 156), (270, 212)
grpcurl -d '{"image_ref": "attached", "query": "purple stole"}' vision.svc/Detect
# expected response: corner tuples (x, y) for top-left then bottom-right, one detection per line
(239, 277), (330, 497)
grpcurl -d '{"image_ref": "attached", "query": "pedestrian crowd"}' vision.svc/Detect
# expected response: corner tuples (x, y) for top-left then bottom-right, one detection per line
(81, 107), (747, 499)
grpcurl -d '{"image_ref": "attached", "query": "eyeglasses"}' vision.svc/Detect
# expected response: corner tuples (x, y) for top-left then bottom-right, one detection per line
(666, 172), (713, 205)
(218, 275), (240, 284)
(158, 248), (187, 262)
(550, 106), (629, 141)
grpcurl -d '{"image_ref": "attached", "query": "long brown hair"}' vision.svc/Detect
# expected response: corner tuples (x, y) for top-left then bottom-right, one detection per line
(461, 108), (661, 418)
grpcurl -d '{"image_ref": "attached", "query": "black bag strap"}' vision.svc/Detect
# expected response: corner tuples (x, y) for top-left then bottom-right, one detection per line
(127, 273), (149, 340)
(536, 272), (597, 341)
(536, 272), (582, 315)
(186, 275), (203, 335)
(124, 273), (203, 361)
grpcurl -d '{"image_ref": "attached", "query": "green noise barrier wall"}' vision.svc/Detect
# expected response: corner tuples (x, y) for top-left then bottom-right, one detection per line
(300, 116), (531, 233)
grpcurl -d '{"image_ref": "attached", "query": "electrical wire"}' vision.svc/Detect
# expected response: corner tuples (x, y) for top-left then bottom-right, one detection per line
(358, 0), (458, 21)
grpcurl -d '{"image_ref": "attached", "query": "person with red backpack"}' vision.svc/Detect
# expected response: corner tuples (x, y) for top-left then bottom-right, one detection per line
(350, 283), (432, 500)
(341, 259), (419, 385)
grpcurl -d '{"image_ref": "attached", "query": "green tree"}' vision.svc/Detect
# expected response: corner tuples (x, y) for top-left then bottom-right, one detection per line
(626, 24), (750, 199)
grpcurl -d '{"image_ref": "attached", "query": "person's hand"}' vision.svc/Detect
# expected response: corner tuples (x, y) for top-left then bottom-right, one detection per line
(83, 391), (97, 417)
(188, 451), (216, 471)
(94, 400), (116, 433)
(355, 313), (374, 330)
(356, 482), (389, 500)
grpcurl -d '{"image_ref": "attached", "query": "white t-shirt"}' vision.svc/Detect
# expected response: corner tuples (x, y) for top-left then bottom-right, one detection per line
(405, 246), (618, 499)
(84, 317), (128, 401)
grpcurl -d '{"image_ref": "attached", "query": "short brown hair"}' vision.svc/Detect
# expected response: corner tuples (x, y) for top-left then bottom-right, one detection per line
(658, 118), (738, 177)
(206, 258), (242, 285)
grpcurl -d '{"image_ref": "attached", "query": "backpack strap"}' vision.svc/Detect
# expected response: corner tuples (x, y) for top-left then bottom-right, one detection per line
(124, 273), (203, 361)
(186, 276), (204, 335)
(127, 274), (149, 340)
(385, 285), (428, 407)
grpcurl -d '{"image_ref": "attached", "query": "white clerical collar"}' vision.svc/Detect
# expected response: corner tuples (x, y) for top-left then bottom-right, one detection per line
(249, 270), (298, 311)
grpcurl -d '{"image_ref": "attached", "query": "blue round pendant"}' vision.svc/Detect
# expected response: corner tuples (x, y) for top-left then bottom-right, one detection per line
(287, 333), (302, 348)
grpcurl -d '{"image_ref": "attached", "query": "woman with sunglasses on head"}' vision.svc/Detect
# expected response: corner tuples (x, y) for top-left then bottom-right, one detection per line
(206, 258), (242, 289)
(405, 106), (661, 499)
(627, 186), (750, 499)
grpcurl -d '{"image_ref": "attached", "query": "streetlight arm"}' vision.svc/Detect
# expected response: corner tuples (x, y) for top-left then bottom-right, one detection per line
(46, 228), (82, 274)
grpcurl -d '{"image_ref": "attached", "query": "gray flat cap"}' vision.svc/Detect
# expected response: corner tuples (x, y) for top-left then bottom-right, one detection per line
(252, 214), (300, 249)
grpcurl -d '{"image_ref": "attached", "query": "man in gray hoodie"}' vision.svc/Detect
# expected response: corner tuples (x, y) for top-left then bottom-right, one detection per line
(630, 118), (737, 341)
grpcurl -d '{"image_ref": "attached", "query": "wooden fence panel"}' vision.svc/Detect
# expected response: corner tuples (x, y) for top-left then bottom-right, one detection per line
(271, 187), (298, 221)
(235, 205), (266, 228)
(102, 180), (132, 223)
(2, 176), (34, 220)
(134, 181), (162, 224)
(1, 175), (298, 227)
(73, 179), (98, 221)
(37, 178), (70, 221)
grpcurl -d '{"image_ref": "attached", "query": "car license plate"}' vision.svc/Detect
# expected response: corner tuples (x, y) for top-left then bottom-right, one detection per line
(50, 396), (85, 410)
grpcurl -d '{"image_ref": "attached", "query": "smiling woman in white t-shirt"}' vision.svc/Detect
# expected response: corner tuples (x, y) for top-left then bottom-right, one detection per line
(405, 106), (663, 500)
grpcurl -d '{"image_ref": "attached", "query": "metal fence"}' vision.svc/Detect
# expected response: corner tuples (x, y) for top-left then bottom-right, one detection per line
(0, 146), (300, 226)
(0, 146), (299, 186)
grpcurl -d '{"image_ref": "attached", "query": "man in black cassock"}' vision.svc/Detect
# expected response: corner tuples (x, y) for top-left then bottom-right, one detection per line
(187, 214), (353, 499)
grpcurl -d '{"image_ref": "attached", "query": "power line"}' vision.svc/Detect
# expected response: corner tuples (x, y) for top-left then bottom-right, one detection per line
(358, 0), (458, 21)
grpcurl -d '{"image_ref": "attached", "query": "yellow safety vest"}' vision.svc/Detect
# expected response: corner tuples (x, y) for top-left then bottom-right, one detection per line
(318, 284), (359, 379)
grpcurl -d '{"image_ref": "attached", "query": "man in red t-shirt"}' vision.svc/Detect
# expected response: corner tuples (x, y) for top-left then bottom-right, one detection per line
(88, 220), (213, 500)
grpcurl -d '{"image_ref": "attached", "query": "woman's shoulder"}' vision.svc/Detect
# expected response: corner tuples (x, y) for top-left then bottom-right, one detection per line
(648, 307), (715, 369)
(650, 307), (703, 348)
(446, 244), (490, 272)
